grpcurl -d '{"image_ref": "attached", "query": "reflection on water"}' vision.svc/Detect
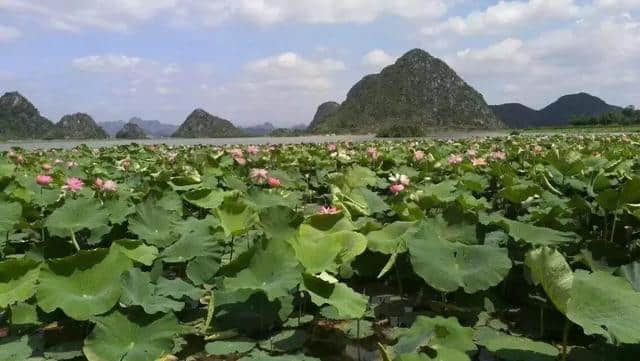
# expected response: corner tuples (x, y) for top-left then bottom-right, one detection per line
(0, 131), (506, 151)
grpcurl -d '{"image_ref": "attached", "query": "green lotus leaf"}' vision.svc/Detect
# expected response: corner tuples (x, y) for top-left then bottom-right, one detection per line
(246, 189), (302, 210)
(214, 290), (293, 333)
(291, 227), (367, 274)
(259, 206), (301, 242)
(186, 255), (222, 286)
(103, 198), (134, 225)
(259, 329), (308, 353)
(128, 199), (179, 247)
(344, 165), (378, 189)
(366, 221), (417, 254)
(37, 248), (131, 320)
(111, 239), (158, 266)
(0, 201), (22, 235)
(45, 198), (109, 238)
(336, 319), (375, 340)
(345, 187), (390, 215)
(0, 258), (40, 307)
(474, 327), (559, 361)
(304, 211), (355, 233)
(83, 310), (180, 361)
(567, 271), (640, 344)
(10, 302), (39, 325)
(155, 276), (204, 300)
(0, 159), (15, 178)
(215, 198), (258, 237)
(239, 350), (321, 361)
(480, 214), (577, 246)
(120, 268), (185, 314)
(619, 261), (640, 291)
(206, 340), (255, 355)
(394, 316), (476, 361)
(161, 216), (221, 263)
(461, 173), (489, 193)
(225, 238), (301, 301)
(525, 247), (573, 313)
(302, 274), (367, 319)
(183, 188), (229, 209)
(408, 220), (512, 293)
(0, 335), (36, 361)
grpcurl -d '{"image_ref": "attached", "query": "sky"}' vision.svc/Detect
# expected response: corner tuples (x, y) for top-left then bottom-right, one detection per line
(0, 0), (639, 127)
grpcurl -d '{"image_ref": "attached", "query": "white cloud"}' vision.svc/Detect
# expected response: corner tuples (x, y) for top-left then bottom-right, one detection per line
(362, 49), (397, 69)
(72, 55), (144, 73)
(423, 0), (581, 36)
(0, 25), (21, 42)
(1, 0), (452, 32)
(594, 0), (640, 9)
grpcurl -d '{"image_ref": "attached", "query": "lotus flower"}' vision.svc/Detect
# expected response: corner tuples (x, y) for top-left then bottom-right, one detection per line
(234, 156), (247, 166)
(247, 145), (260, 155)
(101, 180), (117, 193)
(36, 174), (53, 187)
(41, 163), (52, 172)
(319, 206), (340, 215)
(448, 154), (463, 165)
(250, 168), (269, 183)
(466, 149), (477, 157)
(62, 177), (84, 192)
(389, 173), (410, 186)
(472, 157), (487, 166)
(414, 150), (425, 161)
(268, 177), (281, 188)
(327, 143), (337, 152)
(229, 148), (243, 158)
(367, 147), (379, 160)
(490, 151), (507, 160)
(390, 183), (405, 194)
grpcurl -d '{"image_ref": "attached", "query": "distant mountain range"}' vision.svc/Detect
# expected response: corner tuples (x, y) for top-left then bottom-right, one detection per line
(99, 117), (178, 138)
(171, 109), (246, 138)
(490, 93), (622, 128)
(309, 48), (504, 133)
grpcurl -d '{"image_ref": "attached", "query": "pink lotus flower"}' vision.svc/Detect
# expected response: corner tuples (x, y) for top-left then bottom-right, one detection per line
(54, 159), (63, 165)
(466, 149), (477, 157)
(101, 180), (117, 193)
(367, 147), (379, 160)
(234, 156), (247, 166)
(247, 145), (260, 156)
(15, 155), (25, 164)
(414, 150), (425, 161)
(41, 163), (52, 172)
(36, 175), (53, 187)
(532, 145), (543, 155)
(448, 154), (463, 165)
(62, 177), (84, 193)
(389, 173), (410, 186)
(390, 183), (405, 194)
(267, 177), (281, 188)
(327, 143), (337, 152)
(66, 161), (78, 169)
(93, 178), (104, 189)
(319, 206), (340, 215)
(472, 158), (487, 166)
(121, 159), (132, 169)
(250, 168), (269, 183)
(229, 148), (243, 158)
(490, 151), (507, 161)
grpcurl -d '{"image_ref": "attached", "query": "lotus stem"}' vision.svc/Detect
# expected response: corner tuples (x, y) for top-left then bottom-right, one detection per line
(69, 229), (80, 251)
(204, 290), (215, 332)
(561, 320), (571, 361)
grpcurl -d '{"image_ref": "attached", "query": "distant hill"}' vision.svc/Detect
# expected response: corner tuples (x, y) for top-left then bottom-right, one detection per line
(241, 122), (275, 136)
(491, 93), (622, 128)
(309, 102), (339, 130)
(172, 109), (245, 138)
(99, 117), (178, 137)
(0, 91), (55, 139)
(116, 123), (148, 139)
(48, 113), (109, 139)
(309, 48), (503, 134)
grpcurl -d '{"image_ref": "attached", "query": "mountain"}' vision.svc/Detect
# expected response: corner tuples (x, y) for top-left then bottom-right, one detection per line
(116, 123), (148, 139)
(48, 113), (109, 139)
(99, 117), (178, 137)
(309, 49), (503, 134)
(241, 122), (275, 136)
(490, 103), (543, 128)
(309, 102), (339, 130)
(0, 91), (55, 139)
(491, 93), (622, 128)
(172, 109), (245, 138)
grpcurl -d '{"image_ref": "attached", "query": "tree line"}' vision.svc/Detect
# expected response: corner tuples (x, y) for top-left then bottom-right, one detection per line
(570, 106), (640, 126)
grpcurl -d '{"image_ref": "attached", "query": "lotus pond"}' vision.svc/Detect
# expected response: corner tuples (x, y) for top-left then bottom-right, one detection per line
(1, 135), (640, 361)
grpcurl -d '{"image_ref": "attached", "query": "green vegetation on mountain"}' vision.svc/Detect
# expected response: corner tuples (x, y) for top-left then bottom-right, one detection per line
(309, 49), (503, 134)
(115, 123), (149, 139)
(570, 105), (640, 126)
(492, 92), (622, 128)
(172, 109), (245, 138)
(46, 113), (109, 140)
(0, 91), (54, 139)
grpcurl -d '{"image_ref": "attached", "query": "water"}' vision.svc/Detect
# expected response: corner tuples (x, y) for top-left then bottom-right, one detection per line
(0, 131), (507, 151)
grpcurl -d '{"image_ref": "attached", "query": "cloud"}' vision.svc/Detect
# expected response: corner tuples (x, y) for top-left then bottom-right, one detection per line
(0, 25), (21, 42)
(445, 12), (640, 108)
(1, 0), (452, 32)
(72, 55), (145, 73)
(362, 49), (397, 69)
(423, 0), (581, 37)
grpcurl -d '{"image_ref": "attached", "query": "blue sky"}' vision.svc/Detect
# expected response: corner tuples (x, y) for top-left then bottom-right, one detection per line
(1, 0), (639, 127)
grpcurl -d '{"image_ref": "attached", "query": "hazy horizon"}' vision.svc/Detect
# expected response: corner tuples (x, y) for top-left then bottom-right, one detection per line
(1, 0), (639, 127)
